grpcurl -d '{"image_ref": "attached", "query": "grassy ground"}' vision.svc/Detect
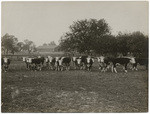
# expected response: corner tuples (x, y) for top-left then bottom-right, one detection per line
(1, 61), (148, 112)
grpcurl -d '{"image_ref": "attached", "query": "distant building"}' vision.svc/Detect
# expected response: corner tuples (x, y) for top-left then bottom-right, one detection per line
(37, 45), (57, 52)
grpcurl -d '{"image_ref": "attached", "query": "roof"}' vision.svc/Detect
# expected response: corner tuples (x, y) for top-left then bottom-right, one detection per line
(37, 45), (57, 49)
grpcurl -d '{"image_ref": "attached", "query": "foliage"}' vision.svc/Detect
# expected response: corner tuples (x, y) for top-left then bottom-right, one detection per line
(59, 19), (111, 53)
(23, 39), (36, 53)
(2, 33), (19, 54)
(2, 34), (37, 54)
(116, 31), (148, 58)
(17, 42), (24, 52)
(58, 18), (148, 58)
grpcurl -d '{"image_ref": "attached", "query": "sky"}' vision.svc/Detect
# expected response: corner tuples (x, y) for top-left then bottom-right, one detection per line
(1, 1), (149, 46)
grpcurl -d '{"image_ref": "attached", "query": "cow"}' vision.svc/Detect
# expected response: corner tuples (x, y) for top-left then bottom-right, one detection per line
(26, 57), (35, 70)
(111, 57), (136, 73)
(2, 57), (10, 72)
(55, 57), (61, 71)
(26, 56), (45, 71)
(72, 56), (78, 69)
(97, 56), (112, 72)
(132, 58), (148, 70)
(74, 58), (82, 70)
(86, 56), (94, 71)
(47, 56), (57, 70)
(23, 57), (30, 69)
(45, 57), (49, 68)
(33, 56), (45, 71)
(50, 57), (56, 70)
(79, 56), (88, 70)
(58, 57), (71, 71)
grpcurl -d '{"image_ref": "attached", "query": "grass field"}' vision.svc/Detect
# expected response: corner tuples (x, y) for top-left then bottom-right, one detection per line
(1, 60), (148, 112)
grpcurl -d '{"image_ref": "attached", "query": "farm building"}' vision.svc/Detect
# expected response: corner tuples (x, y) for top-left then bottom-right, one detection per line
(36, 45), (57, 52)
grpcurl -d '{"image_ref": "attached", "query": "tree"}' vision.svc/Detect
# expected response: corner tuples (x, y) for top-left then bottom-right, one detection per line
(116, 33), (131, 56)
(2, 33), (19, 54)
(58, 19), (111, 54)
(94, 35), (117, 56)
(127, 31), (148, 58)
(116, 31), (148, 58)
(17, 42), (24, 52)
(23, 39), (36, 53)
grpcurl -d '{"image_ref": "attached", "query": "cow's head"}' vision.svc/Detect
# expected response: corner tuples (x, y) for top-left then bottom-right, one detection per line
(77, 58), (82, 65)
(129, 57), (136, 64)
(28, 58), (33, 63)
(87, 57), (91, 64)
(98, 56), (105, 63)
(48, 56), (53, 62)
(45, 57), (49, 63)
(55, 57), (60, 62)
(72, 57), (77, 62)
(3, 57), (8, 63)
(59, 57), (65, 66)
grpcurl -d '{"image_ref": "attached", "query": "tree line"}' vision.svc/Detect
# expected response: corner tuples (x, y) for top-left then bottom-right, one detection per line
(58, 19), (148, 58)
(1, 33), (58, 55)
(2, 33), (36, 55)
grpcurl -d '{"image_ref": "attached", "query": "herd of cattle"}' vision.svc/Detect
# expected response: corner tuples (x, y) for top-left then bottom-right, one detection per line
(1, 55), (148, 73)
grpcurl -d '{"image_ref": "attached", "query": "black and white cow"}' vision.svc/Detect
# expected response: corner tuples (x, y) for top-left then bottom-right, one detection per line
(45, 57), (49, 69)
(132, 58), (148, 70)
(49, 56), (56, 70)
(86, 56), (94, 71)
(45, 56), (55, 70)
(26, 56), (45, 71)
(72, 56), (78, 69)
(79, 56), (88, 70)
(97, 56), (112, 72)
(2, 57), (11, 72)
(58, 57), (71, 71)
(74, 58), (82, 70)
(111, 57), (136, 73)
(33, 56), (45, 70)
(55, 57), (61, 71)
(23, 57), (30, 69)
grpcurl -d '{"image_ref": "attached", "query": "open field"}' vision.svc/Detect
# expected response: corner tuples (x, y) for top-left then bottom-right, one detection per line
(2, 60), (148, 112)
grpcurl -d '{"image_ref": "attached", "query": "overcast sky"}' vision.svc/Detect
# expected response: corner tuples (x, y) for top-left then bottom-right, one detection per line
(2, 1), (148, 46)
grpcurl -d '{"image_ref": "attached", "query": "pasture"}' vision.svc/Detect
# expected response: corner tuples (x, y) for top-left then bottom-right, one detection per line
(2, 60), (148, 112)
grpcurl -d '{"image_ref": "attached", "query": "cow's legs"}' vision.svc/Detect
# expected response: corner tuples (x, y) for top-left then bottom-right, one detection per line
(114, 67), (117, 73)
(50, 63), (54, 70)
(46, 63), (49, 69)
(111, 65), (114, 72)
(4, 65), (8, 72)
(132, 63), (137, 70)
(26, 62), (29, 69)
(55, 66), (59, 71)
(67, 64), (70, 71)
(124, 64), (128, 73)
(39, 64), (42, 71)
(29, 64), (32, 70)
(74, 63), (77, 69)
(112, 63), (117, 73)
(89, 66), (92, 71)
(61, 66), (63, 71)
